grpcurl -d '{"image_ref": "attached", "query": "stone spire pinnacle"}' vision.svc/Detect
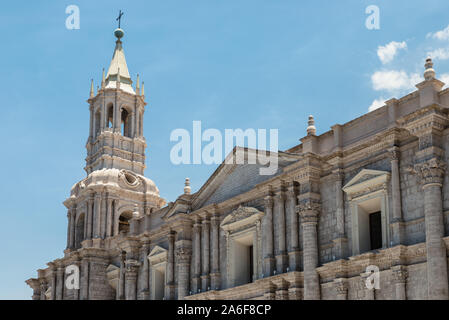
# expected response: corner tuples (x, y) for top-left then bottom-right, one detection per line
(136, 74), (140, 95)
(101, 68), (105, 89)
(307, 115), (316, 136)
(184, 178), (191, 195)
(105, 27), (134, 94)
(141, 81), (145, 96)
(424, 57), (436, 81)
(89, 79), (94, 98)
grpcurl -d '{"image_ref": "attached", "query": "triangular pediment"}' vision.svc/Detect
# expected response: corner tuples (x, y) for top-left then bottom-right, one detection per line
(148, 245), (168, 263)
(148, 245), (167, 257)
(191, 147), (298, 210)
(220, 206), (264, 231)
(343, 169), (390, 195)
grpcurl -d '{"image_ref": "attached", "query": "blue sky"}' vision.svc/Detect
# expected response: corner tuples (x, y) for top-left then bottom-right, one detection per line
(1, 0), (449, 299)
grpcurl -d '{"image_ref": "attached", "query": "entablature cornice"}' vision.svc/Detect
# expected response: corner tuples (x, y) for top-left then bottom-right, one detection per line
(397, 103), (449, 137)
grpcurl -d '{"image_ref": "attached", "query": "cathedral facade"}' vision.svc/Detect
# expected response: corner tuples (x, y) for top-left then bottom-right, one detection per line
(26, 27), (449, 300)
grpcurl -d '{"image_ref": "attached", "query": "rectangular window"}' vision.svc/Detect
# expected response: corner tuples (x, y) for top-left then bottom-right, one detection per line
(369, 211), (382, 250)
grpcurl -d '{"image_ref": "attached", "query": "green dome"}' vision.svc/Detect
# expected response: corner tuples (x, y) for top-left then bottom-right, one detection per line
(114, 28), (124, 39)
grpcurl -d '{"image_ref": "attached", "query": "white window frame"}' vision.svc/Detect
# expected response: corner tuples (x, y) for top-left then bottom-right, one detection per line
(343, 169), (391, 256)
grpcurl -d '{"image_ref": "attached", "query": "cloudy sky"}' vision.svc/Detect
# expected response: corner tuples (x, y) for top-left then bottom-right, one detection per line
(1, 0), (449, 299)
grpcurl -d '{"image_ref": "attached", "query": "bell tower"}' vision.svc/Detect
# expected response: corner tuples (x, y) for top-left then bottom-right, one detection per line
(61, 25), (164, 256)
(86, 27), (147, 175)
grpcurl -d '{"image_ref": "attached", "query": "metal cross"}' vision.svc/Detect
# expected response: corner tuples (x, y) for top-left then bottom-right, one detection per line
(116, 10), (124, 28)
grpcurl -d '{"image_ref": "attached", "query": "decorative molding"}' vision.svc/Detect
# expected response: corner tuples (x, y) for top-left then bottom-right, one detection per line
(412, 158), (446, 187)
(342, 169), (390, 201)
(220, 206), (264, 232)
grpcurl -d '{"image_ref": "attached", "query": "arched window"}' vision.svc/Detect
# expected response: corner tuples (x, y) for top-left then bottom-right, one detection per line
(118, 211), (133, 234)
(106, 104), (114, 128)
(121, 108), (131, 138)
(74, 213), (85, 249)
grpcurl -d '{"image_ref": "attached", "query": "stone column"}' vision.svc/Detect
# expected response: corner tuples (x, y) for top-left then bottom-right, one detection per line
(415, 158), (448, 300)
(70, 207), (76, 248)
(144, 205), (151, 231)
(100, 193), (107, 238)
(80, 260), (89, 300)
(113, 200), (120, 236)
(125, 260), (139, 300)
(165, 232), (176, 300)
(333, 170), (348, 259)
(100, 99), (105, 132)
(298, 201), (320, 300)
(176, 241), (192, 300)
(139, 241), (150, 300)
(106, 198), (113, 238)
(389, 147), (404, 246)
(391, 265), (408, 300)
(66, 209), (74, 250)
(88, 105), (94, 141)
(201, 217), (211, 291)
(192, 219), (202, 293)
(117, 252), (125, 300)
(263, 195), (275, 277)
(39, 279), (47, 300)
(275, 192), (288, 274)
(130, 215), (139, 236)
(56, 267), (64, 300)
(286, 183), (299, 272)
(94, 193), (101, 238)
(49, 265), (56, 300)
(131, 111), (136, 138)
(333, 278), (348, 300)
(72, 258), (81, 300)
(211, 213), (221, 290)
(87, 195), (94, 240)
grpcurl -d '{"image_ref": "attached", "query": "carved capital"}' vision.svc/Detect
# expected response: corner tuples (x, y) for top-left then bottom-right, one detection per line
(275, 191), (287, 202)
(297, 199), (320, 223)
(264, 196), (274, 208)
(332, 169), (345, 182)
(125, 259), (140, 275)
(334, 278), (348, 295)
(176, 247), (192, 263)
(413, 158), (446, 187)
(388, 147), (400, 161)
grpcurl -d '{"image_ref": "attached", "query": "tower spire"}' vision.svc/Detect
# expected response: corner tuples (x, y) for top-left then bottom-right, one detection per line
(104, 26), (134, 93)
(89, 79), (94, 98)
(101, 68), (105, 89)
(136, 74), (140, 95)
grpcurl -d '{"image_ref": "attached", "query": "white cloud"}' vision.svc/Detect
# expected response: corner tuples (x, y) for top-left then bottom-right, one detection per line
(371, 70), (422, 92)
(427, 25), (449, 40)
(368, 98), (386, 112)
(428, 47), (449, 60)
(377, 41), (407, 64)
